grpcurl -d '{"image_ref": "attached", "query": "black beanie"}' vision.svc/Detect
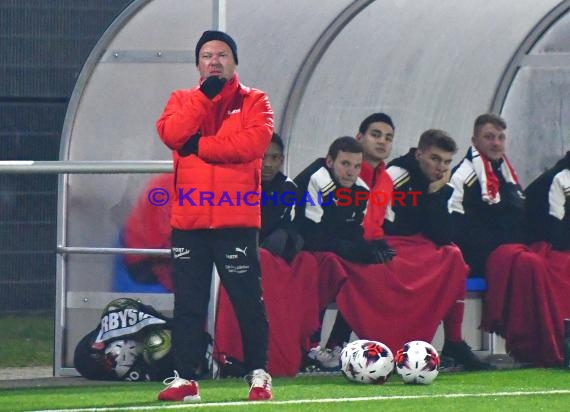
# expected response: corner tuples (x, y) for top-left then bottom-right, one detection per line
(195, 30), (238, 65)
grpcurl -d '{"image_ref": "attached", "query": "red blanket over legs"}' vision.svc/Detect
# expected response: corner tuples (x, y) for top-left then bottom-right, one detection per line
(214, 235), (469, 374)
(482, 242), (570, 366)
(214, 249), (320, 376)
(315, 234), (468, 355)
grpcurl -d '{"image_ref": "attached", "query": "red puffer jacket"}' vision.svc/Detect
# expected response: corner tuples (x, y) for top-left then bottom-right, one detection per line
(156, 74), (274, 230)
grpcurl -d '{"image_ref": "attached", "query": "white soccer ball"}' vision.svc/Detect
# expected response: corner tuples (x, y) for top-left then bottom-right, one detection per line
(340, 339), (367, 378)
(104, 339), (143, 378)
(341, 339), (394, 384)
(143, 329), (172, 364)
(395, 340), (440, 384)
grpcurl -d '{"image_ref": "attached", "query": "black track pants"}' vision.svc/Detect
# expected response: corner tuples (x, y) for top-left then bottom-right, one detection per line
(170, 228), (268, 379)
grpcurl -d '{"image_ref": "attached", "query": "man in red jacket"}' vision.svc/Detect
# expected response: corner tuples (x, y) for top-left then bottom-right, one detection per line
(155, 30), (274, 402)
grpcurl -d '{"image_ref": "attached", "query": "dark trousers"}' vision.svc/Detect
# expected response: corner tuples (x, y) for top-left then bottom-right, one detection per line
(171, 227), (268, 379)
(310, 309), (352, 348)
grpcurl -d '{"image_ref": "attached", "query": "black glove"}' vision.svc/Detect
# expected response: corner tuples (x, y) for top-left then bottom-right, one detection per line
(332, 238), (376, 264)
(261, 229), (288, 257)
(500, 182), (526, 212)
(370, 239), (397, 264)
(282, 232), (304, 263)
(261, 229), (304, 262)
(178, 133), (201, 157)
(332, 238), (396, 264)
(200, 76), (227, 99)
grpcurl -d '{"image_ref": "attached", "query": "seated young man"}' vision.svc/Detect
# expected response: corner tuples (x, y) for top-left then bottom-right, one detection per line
(294, 136), (395, 370)
(525, 151), (570, 251)
(449, 113), (527, 276)
(355, 112), (395, 241)
(260, 133), (303, 261)
(384, 128), (493, 371)
(448, 113), (570, 366)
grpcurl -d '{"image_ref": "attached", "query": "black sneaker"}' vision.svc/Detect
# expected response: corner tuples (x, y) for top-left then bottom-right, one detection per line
(441, 340), (495, 371)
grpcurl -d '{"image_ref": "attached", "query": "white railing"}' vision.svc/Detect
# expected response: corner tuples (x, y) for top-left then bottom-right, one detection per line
(0, 160), (172, 174)
(0, 160), (178, 376)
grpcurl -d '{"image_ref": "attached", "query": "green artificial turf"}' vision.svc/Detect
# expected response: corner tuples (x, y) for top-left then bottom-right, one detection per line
(0, 314), (53, 367)
(2, 369), (570, 411)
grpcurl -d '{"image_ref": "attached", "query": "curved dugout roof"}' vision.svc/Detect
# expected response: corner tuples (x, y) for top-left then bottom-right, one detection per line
(284, 0), (566, 181)
(60, 0), (570, 292)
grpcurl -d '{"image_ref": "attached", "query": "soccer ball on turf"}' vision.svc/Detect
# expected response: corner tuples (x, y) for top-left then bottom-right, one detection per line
(340, 339), (367, 378)
(395, 340), (440, 384)
(143, 329), (172, 363)
(341, 339), (394, 384)
(104, 339), (144, 378)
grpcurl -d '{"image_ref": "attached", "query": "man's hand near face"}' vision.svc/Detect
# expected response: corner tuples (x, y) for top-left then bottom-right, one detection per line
(428, 168), (450, 194)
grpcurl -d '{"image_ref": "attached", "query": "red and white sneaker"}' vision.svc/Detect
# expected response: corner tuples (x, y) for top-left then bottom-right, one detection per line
(247, 369), (273, 401)
(158, 371), (200, 402)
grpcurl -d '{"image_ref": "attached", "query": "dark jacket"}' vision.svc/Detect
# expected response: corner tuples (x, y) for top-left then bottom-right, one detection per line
(449, 149), (527, 275)
(260, 171), (299, 241)
(259, 172), (303, 261)
(385, 149), (454, 246)
(525, 151), (570, 250)
(293, 158), (371, 259)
